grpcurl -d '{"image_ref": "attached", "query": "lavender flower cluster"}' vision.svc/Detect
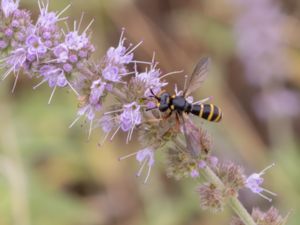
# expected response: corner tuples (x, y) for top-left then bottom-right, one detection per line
(0, 1), (288, 224)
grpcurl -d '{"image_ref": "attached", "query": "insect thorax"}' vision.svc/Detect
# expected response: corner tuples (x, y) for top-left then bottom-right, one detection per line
(172, 96), (191, 113)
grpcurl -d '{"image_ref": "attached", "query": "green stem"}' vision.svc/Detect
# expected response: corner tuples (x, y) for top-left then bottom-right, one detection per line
(202, 167), (256, 225)
(175, 138), (256, 225)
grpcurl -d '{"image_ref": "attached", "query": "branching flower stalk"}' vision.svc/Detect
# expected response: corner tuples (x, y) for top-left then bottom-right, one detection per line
(0, 1), (289, 225)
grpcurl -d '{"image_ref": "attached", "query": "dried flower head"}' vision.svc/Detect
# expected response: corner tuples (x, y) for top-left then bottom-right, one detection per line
(230, 217), (245, 225)
(232, 207), (290, 225)
(214, 161), (246, 197)
(197, 183), (225, 213)
(252, 207), (289, 225)
(166, 146), (201, 180)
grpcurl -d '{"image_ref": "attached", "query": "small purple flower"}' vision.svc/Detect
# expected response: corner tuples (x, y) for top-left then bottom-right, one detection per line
(4, 28), (13, 37)
(42, 31), (52, 40)
(53, 44), (69, 63)
(136, 148), (155, 166)
(26, 35), (47, 56)
(101, 30), (139, 82)
(89, 79), (106, 105)
(65, 31), (89, 51)
(77, 104), (101, 121)
(1, 48), (27, 80)
(190, 169), (199, 178)
(106, 44), (133, 65)
(11, 19), (19, 28)
(78, 50), (88, 58)
(69, 54), (78, 63)
(37, 11), (58, 27)
(120, 102), (142, 132)
(37, 2), (70, 28)
(0, 40), (8, 49)
(136, 66), (168, 97)
(1, 0), (19, 18)
(100, 116), (114, 134)
(136, 148), (155, 183)
(26, 53), (36, 62)
(40, 65), (67, 88)
(246, 163), (277, 202)
(70, 94), (103, 139)
(208, 156), (218, 168)
(102, 65), (121, 82)
(63, 63), (73, 73)
(198, 160), (207, 169)
(119, 147), (155, 183)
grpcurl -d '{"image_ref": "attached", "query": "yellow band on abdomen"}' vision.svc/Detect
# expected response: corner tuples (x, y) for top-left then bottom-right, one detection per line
(207, 104), (214, 121)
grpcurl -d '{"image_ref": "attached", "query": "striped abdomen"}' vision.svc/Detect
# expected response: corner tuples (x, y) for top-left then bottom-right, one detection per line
(191, 104), (222, 122)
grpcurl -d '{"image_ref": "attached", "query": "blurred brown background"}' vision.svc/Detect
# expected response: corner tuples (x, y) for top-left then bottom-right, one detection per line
(0, 0), (300, 224)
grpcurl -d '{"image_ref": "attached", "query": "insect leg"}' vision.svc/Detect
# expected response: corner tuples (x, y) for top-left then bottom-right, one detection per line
(163, 110), (173, 119)
(175, 112), (181, 132)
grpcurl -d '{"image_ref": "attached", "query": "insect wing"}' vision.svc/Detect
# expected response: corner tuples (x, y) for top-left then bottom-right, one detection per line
(183, 57), (210, 97)
(180, 114), (201, 157)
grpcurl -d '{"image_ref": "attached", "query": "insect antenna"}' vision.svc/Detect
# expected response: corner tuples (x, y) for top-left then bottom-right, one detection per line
(149, 88), (160, 101)
(145, 106), (157, 111)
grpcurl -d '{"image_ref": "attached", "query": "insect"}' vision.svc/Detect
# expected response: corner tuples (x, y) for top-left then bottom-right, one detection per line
(147, 57), (222, 156)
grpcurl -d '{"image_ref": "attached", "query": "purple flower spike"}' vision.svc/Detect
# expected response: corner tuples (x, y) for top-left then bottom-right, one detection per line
(1, 0), (20, 18)
(246, 163), (277, 202)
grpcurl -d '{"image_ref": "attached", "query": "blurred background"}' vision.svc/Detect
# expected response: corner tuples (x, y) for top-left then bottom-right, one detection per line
(0, 0), (300, 224)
